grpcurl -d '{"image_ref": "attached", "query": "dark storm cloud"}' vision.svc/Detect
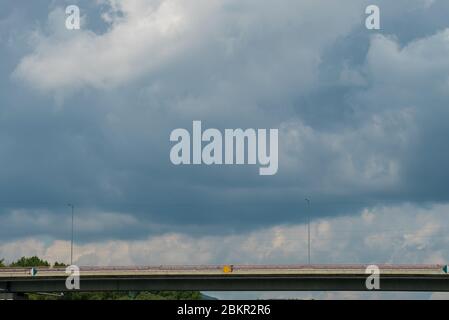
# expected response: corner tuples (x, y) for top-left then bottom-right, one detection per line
(1, 0), (449, 242)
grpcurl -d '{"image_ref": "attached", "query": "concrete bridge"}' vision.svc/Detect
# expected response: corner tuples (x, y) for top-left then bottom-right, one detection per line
(1, 264), (449, 295)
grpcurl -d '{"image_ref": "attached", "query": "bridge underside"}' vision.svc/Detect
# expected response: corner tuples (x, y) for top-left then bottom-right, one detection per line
(2, 275), (449, 293)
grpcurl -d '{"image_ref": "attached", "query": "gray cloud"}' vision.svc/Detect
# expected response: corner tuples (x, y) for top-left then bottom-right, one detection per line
(0, 0), (449, 246)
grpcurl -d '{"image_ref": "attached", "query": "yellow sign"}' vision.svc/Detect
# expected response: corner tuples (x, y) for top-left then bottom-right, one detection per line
(223, 265), (233, 273)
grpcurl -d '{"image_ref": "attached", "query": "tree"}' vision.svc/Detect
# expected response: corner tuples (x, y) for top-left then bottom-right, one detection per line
(10, 256), (50, 268)
(61, 291), (203, 300)
(53, 262), (67, 267)
(0, 259), (5, 267)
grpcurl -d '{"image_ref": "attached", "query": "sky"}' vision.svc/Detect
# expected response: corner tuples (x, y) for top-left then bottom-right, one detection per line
(1, 0), (449, 299)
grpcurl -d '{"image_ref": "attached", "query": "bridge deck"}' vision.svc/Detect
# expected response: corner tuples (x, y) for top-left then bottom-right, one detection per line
(0, 264), (445, 277)
(1, 265), (448, 293)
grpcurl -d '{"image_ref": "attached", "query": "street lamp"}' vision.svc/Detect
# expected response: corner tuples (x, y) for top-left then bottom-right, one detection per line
(305, 198), (311, 265)
(67, 204), (74, 265)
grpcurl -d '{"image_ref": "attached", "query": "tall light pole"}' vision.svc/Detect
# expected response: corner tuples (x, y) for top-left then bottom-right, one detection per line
(305, 198), (311, 265)
(67, 204), (74, 265)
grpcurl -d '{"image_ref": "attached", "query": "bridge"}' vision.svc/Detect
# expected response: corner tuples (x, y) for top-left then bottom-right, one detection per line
(1, 264), (449, 295)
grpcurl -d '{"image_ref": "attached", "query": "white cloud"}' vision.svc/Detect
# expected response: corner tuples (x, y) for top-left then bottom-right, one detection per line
(13, 0), (362, 95)
(2, 203), (449, 266)
(13, 1), (193, 92)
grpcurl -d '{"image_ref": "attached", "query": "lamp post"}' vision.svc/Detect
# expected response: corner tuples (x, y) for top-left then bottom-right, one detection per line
(67, 204), (74, 265)
(305, 198), (311, 265)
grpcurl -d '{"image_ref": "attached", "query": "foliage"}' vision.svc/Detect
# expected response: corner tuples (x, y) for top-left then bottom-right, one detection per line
(9, 256), (50, 267)
(59, 291), (202, 300)
(53, 262), (67, 267)
(24, 291), (202, 300)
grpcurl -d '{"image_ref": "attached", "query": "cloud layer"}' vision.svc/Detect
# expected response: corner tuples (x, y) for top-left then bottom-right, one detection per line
(2, 202), (448, 299)
(1, 0), (449, 280)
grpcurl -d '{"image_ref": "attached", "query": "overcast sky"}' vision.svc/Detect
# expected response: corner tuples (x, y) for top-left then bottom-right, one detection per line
(1, 0), (449, 299)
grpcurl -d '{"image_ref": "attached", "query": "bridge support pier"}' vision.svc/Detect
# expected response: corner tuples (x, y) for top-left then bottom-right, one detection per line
(0, 292), (27, 300)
